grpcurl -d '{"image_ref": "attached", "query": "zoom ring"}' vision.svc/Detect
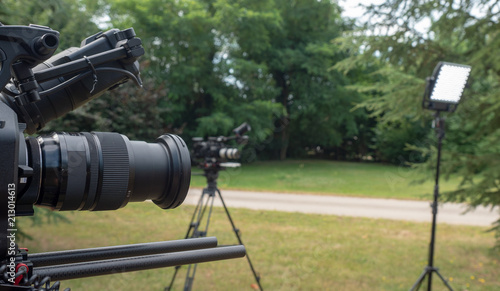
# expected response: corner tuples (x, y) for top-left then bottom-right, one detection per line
(92, 132), (130, 211)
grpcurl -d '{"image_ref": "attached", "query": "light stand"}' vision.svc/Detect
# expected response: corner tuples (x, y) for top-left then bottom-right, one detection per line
(410, 112), (453, 291)
(410, 62), (471, 291)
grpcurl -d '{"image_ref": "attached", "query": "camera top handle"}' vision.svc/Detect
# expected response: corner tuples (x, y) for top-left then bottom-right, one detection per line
(1, 25), (145, 134)
(33, 29), (144, 86)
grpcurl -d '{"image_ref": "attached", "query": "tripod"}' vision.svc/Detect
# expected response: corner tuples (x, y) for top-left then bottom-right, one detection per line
(410, 112), (453, 291)
(166, 166), (263, 291)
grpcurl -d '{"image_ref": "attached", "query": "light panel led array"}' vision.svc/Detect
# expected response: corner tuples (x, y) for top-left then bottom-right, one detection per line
(429, 63), (471, 104)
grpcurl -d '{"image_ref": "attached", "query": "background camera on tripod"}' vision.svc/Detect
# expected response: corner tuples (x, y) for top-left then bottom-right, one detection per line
(167, 122), (263, 291)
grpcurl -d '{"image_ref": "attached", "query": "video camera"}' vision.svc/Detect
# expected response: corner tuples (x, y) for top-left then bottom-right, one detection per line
(192, 122), (251, 170)
(0, 24), (244, 290)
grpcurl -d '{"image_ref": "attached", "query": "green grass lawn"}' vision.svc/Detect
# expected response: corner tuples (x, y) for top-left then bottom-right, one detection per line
(191, 160), (461, 200)
(19, 204), (499, 291)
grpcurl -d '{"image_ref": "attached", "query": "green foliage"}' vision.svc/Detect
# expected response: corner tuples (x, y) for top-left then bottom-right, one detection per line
(0, 0), (99, 49)
(340, 0), (500, 244)
(94, 0), (283, 144)
(4, 0), (371, 160)
(275, 0), (362, 159)
(53, 0), (364, 160)
(374, 119), (429, 165)
(20, 0), (372, 162)
(43, 76), (176, 141)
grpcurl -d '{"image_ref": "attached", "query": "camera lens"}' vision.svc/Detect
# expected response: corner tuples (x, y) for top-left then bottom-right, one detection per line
(27, 132), (190, 211)
(219, 148), (240, 159)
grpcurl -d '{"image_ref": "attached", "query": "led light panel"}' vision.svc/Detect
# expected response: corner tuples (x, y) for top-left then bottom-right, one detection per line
(429, 63), (471, 104)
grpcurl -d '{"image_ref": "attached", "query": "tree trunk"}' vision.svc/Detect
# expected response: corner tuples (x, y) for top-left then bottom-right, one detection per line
(280, 115), (290, 160)
(274, 72), (290, 160)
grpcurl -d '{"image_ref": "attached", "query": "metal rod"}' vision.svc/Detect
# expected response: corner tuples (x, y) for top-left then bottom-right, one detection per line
(34, 245), (246, 281)
(29, 237), (218, 267)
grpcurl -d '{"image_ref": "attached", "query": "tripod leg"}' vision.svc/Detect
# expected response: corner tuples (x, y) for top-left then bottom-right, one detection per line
(165, 266), (181, 291)
(182, 190), (216, 291)
(183, 263), (198, 291)
(434, 269), (453, 290)
(184, 189), (209, 239)
(216, 188), (264, 291)
(166, 189), (214, 290)
(410, 268), (429, 291)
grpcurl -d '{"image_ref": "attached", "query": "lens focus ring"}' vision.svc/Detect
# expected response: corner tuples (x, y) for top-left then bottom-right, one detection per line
(91, 132), (130, 211)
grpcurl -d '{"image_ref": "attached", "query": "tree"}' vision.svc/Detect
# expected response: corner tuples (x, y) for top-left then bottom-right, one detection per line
(217, 0), (365, 160)
(339, 0), (500, 244)
(88, 0), (369, 161)
(99, 0), (283, 147)
(0, 0), (99, 49)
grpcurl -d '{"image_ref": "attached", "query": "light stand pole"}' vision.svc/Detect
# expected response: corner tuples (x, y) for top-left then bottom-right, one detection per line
(410, 112), (453, 291)
(410, 61), (471, 291)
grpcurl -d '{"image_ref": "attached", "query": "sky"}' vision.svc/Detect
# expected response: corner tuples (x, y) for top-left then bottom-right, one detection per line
(338, 0), (433, 35)
(339, 0), (384, 20)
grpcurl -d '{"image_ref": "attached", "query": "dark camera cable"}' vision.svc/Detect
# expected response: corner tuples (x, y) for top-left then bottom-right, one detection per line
(37, 67), (142, 98)
(83, 56), (98, 94)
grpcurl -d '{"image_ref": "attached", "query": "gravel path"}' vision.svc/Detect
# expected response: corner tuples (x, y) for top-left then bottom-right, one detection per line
(184, 188), (499, 227)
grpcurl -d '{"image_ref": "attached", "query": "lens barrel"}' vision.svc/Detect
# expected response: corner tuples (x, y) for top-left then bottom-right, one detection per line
(219, 148), (239, 159)
(27, 132), (190, 211)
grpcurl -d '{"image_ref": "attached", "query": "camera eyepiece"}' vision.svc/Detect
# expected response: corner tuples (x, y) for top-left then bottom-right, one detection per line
(34, 34), (59, 56)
